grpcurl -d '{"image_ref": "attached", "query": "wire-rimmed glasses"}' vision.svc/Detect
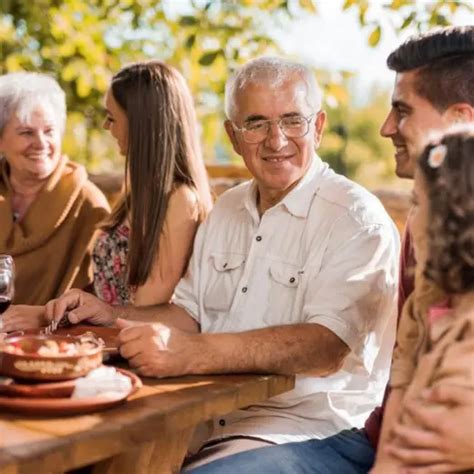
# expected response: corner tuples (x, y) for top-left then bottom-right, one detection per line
(0, 255), (14, 316)
(232, 113), (316, 144)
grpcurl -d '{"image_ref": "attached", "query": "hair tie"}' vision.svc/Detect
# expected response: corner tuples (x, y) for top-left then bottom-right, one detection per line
(428, 144), (447, 168)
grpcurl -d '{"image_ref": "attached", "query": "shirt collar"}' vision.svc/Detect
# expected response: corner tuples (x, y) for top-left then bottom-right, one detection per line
(240, 154), (324, 219)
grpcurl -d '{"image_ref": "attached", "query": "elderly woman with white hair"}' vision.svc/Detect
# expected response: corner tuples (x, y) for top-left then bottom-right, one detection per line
(0, 72), (109, 329)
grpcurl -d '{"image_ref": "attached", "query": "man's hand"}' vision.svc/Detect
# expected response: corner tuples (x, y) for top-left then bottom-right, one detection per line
(45, 289), (117, 326)
(386, 385), (474, 473)
(117, 318), (200, 378)
(1, 305), (46, 332)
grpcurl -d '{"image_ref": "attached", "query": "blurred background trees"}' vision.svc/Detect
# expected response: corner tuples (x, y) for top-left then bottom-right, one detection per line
(1, 0), (472, 188)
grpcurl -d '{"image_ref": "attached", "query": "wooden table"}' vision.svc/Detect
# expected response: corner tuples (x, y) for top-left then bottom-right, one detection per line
(0, 373), (294, 474)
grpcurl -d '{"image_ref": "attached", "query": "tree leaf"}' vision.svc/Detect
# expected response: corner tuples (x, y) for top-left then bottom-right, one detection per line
(58, 41), (75, 57)
(198, 50), (222, 66)
(359, 3), (368, 26)
(179, 15), (198, 26)
(185, 33), (196, 50)
(368, 25), (381, 46)
(342, 0), (356, 10)
(76, 73), (92, 98)
(400, 12), (415, 30)
(298, 0), (317, 13)
(6, 54), (23, 71)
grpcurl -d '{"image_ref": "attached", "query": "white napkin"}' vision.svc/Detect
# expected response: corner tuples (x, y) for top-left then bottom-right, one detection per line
(72, 366), (132, 400)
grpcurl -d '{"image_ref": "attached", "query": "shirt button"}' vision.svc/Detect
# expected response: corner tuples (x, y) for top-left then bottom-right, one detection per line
(289, 277), (295, 283)
(256, 235), (262, 242)
(219, 419), (226, 426)
(242, 287), (248, 293)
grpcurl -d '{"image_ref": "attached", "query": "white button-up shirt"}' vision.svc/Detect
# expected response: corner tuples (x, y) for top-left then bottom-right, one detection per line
(174, 156), (399, 444)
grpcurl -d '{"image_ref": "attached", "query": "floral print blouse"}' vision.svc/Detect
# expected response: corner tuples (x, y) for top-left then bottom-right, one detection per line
(92, 224), (130, 305)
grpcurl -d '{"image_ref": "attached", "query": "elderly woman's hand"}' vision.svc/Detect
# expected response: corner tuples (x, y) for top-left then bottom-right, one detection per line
(1, 305), (46, 332)
(45, 289), (118, 327)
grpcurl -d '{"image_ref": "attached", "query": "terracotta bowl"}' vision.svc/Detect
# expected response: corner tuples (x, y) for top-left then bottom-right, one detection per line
(0, 335), (103, 381)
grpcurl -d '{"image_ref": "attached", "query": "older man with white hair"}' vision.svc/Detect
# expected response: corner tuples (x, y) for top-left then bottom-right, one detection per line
(46, 57), (400, 468)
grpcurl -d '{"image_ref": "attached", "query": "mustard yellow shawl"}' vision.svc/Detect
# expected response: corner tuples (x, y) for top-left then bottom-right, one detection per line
(0, 156), (110, 305)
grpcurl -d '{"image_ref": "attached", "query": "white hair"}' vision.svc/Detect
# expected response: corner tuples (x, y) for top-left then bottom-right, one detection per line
(0, 72), (66, 135)
(224, 56), (322, 120)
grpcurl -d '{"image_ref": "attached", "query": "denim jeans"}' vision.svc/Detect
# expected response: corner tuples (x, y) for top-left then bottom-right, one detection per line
(187, 429), (375, 474)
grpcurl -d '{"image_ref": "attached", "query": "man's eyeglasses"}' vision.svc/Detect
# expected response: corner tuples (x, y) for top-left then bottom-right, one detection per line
(232, 113), (316, 144)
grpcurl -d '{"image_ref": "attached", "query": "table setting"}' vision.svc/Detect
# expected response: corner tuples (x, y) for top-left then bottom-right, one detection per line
(0, 255), (294, 473)
(0, 319), (141, 416)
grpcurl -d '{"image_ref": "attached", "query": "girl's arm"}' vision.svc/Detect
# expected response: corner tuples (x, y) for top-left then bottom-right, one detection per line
(133, 185), (201, 307)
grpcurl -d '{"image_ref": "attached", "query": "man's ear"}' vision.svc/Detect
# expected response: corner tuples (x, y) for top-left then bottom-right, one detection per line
(224, 119), (242, 156)
(313, 110), (327, 148)
(445, 103), (474, 124)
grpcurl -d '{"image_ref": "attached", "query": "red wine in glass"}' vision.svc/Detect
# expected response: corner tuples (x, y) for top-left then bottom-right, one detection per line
(0, 296), (11, 314)
(0, 256), (14, 318)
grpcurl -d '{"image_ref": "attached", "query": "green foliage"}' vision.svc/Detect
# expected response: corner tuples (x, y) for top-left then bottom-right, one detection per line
(320, 89), (399, 190)
(344, 1), (473, 45)
(0, 0), (319, 169)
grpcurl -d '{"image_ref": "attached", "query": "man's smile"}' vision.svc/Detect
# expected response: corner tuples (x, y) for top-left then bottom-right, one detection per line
(262, 154), (293, 163)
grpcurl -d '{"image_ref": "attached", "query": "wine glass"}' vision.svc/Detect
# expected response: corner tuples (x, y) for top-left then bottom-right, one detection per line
(0, 255), (15, 316)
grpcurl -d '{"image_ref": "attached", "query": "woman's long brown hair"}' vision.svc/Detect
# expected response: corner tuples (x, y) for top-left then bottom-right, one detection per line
(102, 61), (212, 287)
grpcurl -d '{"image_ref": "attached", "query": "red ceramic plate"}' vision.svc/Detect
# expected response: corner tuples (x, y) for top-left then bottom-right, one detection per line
(0, 377), (75, 398)
(0, 367), (141, 416)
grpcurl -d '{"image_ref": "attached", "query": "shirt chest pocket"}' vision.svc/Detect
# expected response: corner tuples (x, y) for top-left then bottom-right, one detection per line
(264, 261), (302, 325)
(204, 253), (246, 314)
(270, 262), (301, 288)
